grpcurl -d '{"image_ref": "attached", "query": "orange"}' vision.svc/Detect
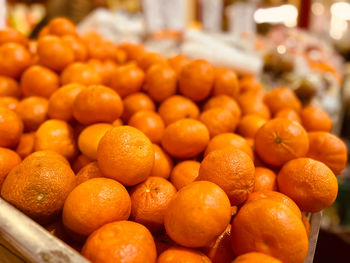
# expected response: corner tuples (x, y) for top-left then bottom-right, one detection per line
(203, 95), (241, 120)
(238, 91), (271, 119)
(35, 119), (77, 161)
(60, 62), (102, 85)
(264, 87), (302, 114)
(0, 107), (23, 148)
(164, 181), (231, 247)
(278, 158), (338, 212)
(161, 119), (210, 159)
(110, 63), (145, 97)
(62, 35), (87, 61)
(15, 132), (35, 158)
(199, 108), (239, 137)
(82, 221), (157, 263)
(253, 167), (277, 192)
(157, 247), (211, 263)
(21, 65), (60, 98)
(86, 39), (119, 61)
(16, 96), (48, 131)
(0, 76), (20, 97)
(112, 118), (123, 127)
(231, 199), (308, 263)
(198, 147), (255, 205)
(145, 64), (177, 103)
(121, 92), (155, 122)
(48, 83), (85, 122)
(128, 110), (165, 144)
(167, 55), (189, 76)
(63, 178), (131, 236)
(300, 105), (332, 132)
(130, 176), (177, 232)
(72, 154), (92, 173)
(138, 52), (166, 71)
(119, 42), (145, 61)
(88, 59), (118, 86)
(38, 26), (50, 38)
(239, 75), (263, 94)
(158, 95), (200, 126)
(0, 96), (19, 110)
(23, 150), (69, 166)
(153, 231), (176, 255)
(170, 160), (200, 190)
(73, 85), (123, 125)
(237, 114), (267, 138)
(47, 17), (77, 37)
(97, 126), (154, 186)
(179, 59), (214, 102)
(232, 252), (282, 263)
(255, 118), (309, 167)
(275, 108), (301, 123)
(75, 162), (103, 185)
(0, 147), (21, 189)
(0, 43), (31, 78)
(213, 68), (240, 98)
(78, 123), (113, 160)
(150, 144), (173, 179)
(0, 28), (29, 47)
(307, 131), (347, 175)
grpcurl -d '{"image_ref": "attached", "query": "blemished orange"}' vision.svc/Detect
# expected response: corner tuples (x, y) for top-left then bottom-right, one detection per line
(138, 52), (166, 71)
(167, 55), (189, 76)
(35, 119), (77, 161)
(78, 123), (113, 160)
(72, 154), (92, 173)
(16, 96), (48, 131)
(48, 83), (85, 122)
(237, 114), (267, 138)
(130, 176), (177, 233)
(0, 76), (20, 97)
(198, 147), (255, 205)
(0, 43), (31, 78)
(0, 147), (21, 189)
(128, 110), (165, 144)
(121, 92), (156, 122)
(253, 167), (277, 192)
(110, 64), (145, 97)
(15, 132), (35, 158)
(145, 64), (177, 103)
(203, 95), (241, 120)
(97, 126), (154, 186)
(75, 162), (103, 185)
(179, 59), (214, 102)
(300, 105), (332, 132)
(238, 91), (271, 119)
(0, 28), (29, 47)
(255, 118), (309, 167)
(307, 131), (347, 175)
(170, 160), (200, 190)
(0, 96), (19, 111)
(21, 65), (60, 98)
(150, 144), (173, 179)
(82, 221), (157, 263)
(0, 107), (23, 148)
(1, 152), (76, 222)
(157, 247), (211, 263)
(275, 108), (301, 123)
(232, 252), (282, 263)
(63, 178), (131, 236)
(62, 35), (87, 62)
(47, 17), (77, 37)
(213, 68), (240, 98)
(161, 119), (210, 159)
(73, 85), (123, 125)
(264, 87), (302, 114)
(231, 199), (308, 263)
(158, 95), (200, 126)
(278, 158), (338, 212)
(60, 62), (102, 85)
(164, 181), (231, 247)
(200, 108), (239, 138)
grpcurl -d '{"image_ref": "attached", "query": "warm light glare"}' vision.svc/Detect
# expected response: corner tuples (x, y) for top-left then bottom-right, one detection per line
(254, 4), (298, 27)
(312, 2), (325, 16)
(330, 2), (350, 39)
(331, 2), (350, 21)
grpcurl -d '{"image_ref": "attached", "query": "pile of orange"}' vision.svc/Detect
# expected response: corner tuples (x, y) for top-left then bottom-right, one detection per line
(0, 18), (347, 263)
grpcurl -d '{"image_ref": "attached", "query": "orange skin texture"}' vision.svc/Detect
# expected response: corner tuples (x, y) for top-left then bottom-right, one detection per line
(60, 62), (102, 85)
(128, 110), (165, 144)
(16, 96), (48, 131)
(203, 95), (241, 120)
(150, 144), (173, 179)
(15, 132), (35, 158)
(275, 108), (301, 123)
(161, 119), (210, 159)
(158, 95), (200, 126)
(205, 133), (254, 161)
(138, 52), (166, 72)
(164, 181), (231, 248)
(255, 118), (309, 167)
(0, 96), (19, 110)
(24, 150), (70, 166)
(0, 28), (29, 47)
(307, 131), (347, 175)
(48, 83), (85, 122)
(300, 106), (332, 132)
(198, 147), (255, 205)
(0, 147), (21, 189)
(237, 114), (267, 138)
(213, 68), (240, 98)
(157, 247), (211, 263)
(62, 35), (87, 61)
(72, 154), (92, 173)
(21, 65), (60, 98)
(277, 158), (338, 212)
(170, 160), (200, 190)
(110, 64), (145, 97)
(130, 177), (177, 233)
(253, 167), (277, 192)
(82, 221), (157, 263)
(75, 161), (103, 185)
(179, 59), (214, 102)
(232, 252), (282, 263)
(167, 55), (190, 76)
(35, 120), (77, 161)
(1, 153), (76, 222)
(0, 76), (20, 97)
(264, 87), (302, 115)
(200, 108), (239, 138)
(238, 92), (271, 120)
(73, 85), (123, 125)
(63, 178), (131, 236)
(97, 126), (154, 186)
(231, 199), (308, 263)
(47, 17), (77, 37)
(0, 43), (31, 78)
(122, 92), (156, 122)
(0, 107), (23, 148)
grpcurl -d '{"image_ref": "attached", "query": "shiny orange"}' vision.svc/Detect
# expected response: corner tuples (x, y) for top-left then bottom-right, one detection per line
(213, 68), (240, 98)
(121, 92), (155, 122)
(16, 96), (48, 131)
(60, 62), (102, 85)
(0, 43), (31, 78)
(157, 247), (211, 263)
(138, 52), (166, 72)
(0, 96), (19, 111)
(167, 55), (189, 76)
(237, 114), (267, 138)
(0, 76), (20, 97)
(88, 59), (118, 86)
(47, 17), (77, 37)
(0, 107), (23, 148)
(238, 91), (271, 119)
(15, 132), (35, 158)
(203, 95), (241, 120)
(264, 87), (302, 114)
(300, 105), (332, 132)
(232, 252), (282, 263)
(62, 35), (88, 61)
(253, 167), (277, 192)
(0, 28), (29, 47)
(275, 108), (301, 123)
(170, 160), (200, 190)
(150, 144), (173, 179)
